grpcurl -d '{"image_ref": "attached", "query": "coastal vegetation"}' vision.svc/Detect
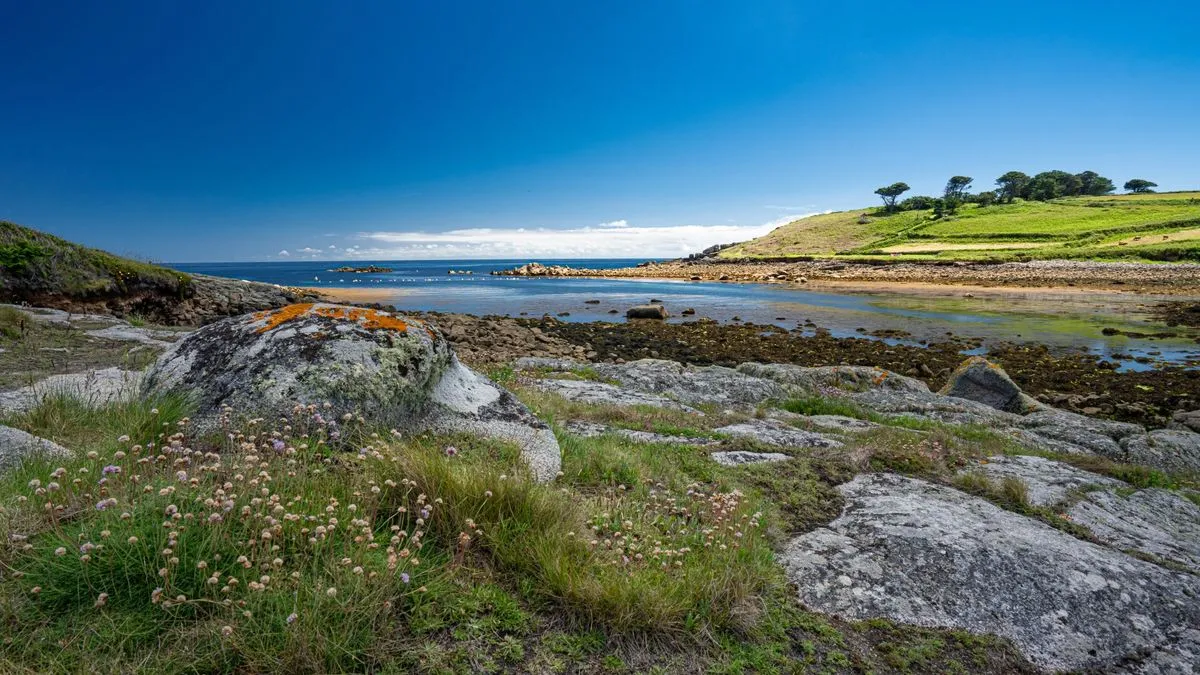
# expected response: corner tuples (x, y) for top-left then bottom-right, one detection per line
(0, 375), (1062, 673)
(720, 191), (1200, 262)
(0, 221), (191, 301)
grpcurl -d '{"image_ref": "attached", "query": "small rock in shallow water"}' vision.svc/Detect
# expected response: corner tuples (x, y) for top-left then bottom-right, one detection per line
(626, 305), (668, 320)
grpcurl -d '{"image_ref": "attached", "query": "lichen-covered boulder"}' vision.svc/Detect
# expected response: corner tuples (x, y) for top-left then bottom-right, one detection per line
(938, 356), (1039, 414)
(142, 303), (560, 480)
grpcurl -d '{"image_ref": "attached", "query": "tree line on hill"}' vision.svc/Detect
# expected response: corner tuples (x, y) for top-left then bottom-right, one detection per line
(873, 171), (1158, 214)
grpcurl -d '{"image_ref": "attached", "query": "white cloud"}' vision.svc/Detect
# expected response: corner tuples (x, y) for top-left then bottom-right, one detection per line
(763, 204), (816, 211)
(277, 249), (290, 257)
(322, 216), (819, 260)
(298, 247), (321, 255)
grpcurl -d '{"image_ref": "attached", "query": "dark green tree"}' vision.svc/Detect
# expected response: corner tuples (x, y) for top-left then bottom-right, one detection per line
(970, 190), (998, 207)
(994, 171), (1030, 203)
(898, 195), (936, 211)
(1076, 171), (1115, 196)
(874, 182), (911, 212)
(1027, 170), (1081, 201)
(1124, 179), (1158, 193)
(944, 176), (973, 200)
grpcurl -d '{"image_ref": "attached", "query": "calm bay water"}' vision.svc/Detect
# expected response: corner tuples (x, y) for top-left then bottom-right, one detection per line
(168, 259), (1200, 369)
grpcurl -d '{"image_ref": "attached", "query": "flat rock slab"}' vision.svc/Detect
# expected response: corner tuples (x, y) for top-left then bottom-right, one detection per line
(86, 325), (183, 346)
(592, 359), (785, 407)
(782, 473), (1200, 673)
(851, 387), (1022, 428)
(959, 455), (1127, 507)
(796, 414), (879, 433)
(0, 425), (70, 473)
(710, 450), (791, 466)
(1068, 488), (1200, 571)
(1120, 430), (1200, 474)
(530, 378), (701, 413)
(737, 363), (930, 396)
(714, 419), (842, 449)
(560, 420), (717, 446)
(0, 305), (121, 327)
(0, 368), (143, 413)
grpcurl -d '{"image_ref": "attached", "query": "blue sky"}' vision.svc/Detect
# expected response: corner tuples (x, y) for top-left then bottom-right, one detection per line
(3, 1), (1198, 261)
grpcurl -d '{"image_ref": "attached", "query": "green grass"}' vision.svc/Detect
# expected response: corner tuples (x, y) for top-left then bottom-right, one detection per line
(0, 220), (191, 301)
(0, 387), (1042, 673)
(720, 192), (1200, 262)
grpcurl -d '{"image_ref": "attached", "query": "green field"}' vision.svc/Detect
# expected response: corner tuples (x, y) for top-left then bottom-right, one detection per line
(720, 192), (1200, 262)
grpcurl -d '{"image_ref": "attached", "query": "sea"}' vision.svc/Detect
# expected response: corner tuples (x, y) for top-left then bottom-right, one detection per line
(168, 259), (1200, 369)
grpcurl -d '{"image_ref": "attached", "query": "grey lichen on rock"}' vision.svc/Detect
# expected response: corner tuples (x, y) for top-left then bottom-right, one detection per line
(710, 450), (791, 466)
(782, 473), (1200, 673)
(142, 303), (560, 480)
(714, 420), (842, 449)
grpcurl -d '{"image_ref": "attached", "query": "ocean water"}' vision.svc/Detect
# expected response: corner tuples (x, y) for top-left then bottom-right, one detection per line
(168, 259), (1200, 368)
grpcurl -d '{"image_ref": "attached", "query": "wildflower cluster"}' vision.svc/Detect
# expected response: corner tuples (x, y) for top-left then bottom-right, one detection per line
(580, 481), (764, 572)
(6, 402), (438, 639)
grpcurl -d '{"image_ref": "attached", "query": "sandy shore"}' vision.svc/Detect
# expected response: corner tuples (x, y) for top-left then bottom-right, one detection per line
(303, 286), (406, 304)
(498, 259), (1200, 296)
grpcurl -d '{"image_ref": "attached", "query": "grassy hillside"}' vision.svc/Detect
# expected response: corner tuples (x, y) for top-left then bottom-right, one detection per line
(720, 192), (1200, 262)
(0, 221), (190, 300)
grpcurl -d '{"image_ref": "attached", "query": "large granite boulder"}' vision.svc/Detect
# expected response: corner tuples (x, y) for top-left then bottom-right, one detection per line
(142, 304), (560, 480)
(938, 357), (1039, 413)
(782, 473), (1200, 673)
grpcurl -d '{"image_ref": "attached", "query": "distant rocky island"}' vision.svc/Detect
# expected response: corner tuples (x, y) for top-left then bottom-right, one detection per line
(328, 265), (393, 273)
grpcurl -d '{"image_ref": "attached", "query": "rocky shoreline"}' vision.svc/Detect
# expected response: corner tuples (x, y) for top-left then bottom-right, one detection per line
(494, 258), (1200, 294)
(8, 273), (322, 326)
(3, 301), (1199, 673)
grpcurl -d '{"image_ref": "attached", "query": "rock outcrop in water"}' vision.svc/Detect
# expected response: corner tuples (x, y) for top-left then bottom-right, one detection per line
(143, 303), (561, 480)
(490, 262), (587, 277)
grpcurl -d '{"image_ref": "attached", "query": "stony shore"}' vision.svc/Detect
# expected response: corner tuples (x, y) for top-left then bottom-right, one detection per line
(495, 258), (1200, 295)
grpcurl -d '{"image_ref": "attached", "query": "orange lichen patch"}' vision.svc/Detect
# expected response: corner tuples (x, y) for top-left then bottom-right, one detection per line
(254, 303), (413, 334)
(311, 306), (410, 332)
(872, 370), (889, 386)
(255, 303), (316, 333)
